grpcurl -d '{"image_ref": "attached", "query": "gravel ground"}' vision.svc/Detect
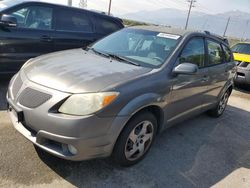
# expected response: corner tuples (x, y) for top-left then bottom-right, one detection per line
(0, 78), (249, 188)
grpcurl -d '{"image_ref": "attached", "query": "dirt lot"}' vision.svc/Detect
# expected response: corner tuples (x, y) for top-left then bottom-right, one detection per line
(0, 78), (249, 188)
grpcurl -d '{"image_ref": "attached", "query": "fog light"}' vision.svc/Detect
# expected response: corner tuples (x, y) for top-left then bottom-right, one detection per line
(68, 145), (77, 155)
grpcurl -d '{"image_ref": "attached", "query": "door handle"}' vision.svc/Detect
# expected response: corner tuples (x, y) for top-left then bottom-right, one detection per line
(40, 35), (53, 42)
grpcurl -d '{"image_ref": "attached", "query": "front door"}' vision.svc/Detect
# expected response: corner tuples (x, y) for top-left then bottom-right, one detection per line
(166, 37), (209, 126)
(53, 8), (95, 51)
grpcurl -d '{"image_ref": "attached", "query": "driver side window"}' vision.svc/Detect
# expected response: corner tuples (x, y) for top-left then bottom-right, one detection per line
(179, 38), (205, 68)
(9, 6), (53, 30)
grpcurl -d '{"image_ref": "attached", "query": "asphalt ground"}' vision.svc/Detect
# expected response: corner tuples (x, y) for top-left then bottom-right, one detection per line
(0, 77), (250, 188)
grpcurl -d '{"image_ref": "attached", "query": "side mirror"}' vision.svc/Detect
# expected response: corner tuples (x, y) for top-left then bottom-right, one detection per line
(0, 14), (17, 27)
(173, 63), (198, 75)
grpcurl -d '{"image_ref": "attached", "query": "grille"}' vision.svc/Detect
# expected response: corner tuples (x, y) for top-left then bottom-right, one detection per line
(12, 74), (23, 99)
(18, 87), (52, 108)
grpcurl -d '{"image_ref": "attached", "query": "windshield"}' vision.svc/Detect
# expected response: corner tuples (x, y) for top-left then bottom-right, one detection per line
(0, 0), (23, 11)
(231, 43), (250, 55)
(90, 28), (180, 68)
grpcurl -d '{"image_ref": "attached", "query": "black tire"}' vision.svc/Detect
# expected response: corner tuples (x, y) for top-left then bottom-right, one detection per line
(208, 89), (230, 117)
(112, 111), (157, 167)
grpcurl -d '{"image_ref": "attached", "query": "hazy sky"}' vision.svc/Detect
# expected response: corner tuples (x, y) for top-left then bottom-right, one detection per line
(55, 0), (250, 15)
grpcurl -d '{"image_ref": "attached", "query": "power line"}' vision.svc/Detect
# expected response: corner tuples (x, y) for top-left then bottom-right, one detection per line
(185, 0), (196, 30)
(150, 0), (187, 10)
(194, 2), (217, 15)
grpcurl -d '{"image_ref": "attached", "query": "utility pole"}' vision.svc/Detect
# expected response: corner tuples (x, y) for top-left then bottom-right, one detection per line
(223, 17), (230, 37)
(108, 0), (112, 15)
(241, 19), (249, 41)
(185, 0), (196, 30)
(68, 0), (72, 6)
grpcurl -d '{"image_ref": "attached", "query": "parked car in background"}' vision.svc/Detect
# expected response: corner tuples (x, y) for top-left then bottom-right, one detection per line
(0, 1), (124, 74)
(231, 42), (250, 86)
(7, 26), (236, 166)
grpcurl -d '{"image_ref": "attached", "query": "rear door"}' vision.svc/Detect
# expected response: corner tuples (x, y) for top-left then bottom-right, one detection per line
(203, 39), (229, 106)
(53, 7), (96, 51)
(93, 15), (123, 39)
(166, 37), (209, 125)
(0, 4), (54, 73)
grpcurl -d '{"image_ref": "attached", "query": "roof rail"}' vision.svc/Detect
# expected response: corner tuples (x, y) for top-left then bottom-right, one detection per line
(204, 30), (210, 35)
(203, 30), (229, 44)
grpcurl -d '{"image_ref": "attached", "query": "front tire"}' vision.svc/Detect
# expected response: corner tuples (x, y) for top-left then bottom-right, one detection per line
(112, 112), (157, 166)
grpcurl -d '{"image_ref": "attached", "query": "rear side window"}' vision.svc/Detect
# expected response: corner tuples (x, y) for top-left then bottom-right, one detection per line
(179, 38), (205, 67)
(8, 6), (53, 30)
(94, 16), (121, 34)
(222, 45), (233, 63)
(207, 40), (223, 65)
(56, 9), (93, 32)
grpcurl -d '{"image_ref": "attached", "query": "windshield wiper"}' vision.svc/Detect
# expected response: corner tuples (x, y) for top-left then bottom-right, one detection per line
(87, 47), (110, 58)
(86, 47), (140, 66)
(107, 53), (141, 66)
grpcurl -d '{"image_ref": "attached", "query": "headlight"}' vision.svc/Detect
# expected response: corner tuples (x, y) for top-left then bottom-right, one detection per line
(58, 92), (119, 116)
(21, 58), (33, 69)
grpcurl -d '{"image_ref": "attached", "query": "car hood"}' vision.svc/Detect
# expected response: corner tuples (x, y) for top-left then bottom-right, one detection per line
(23, 49), (152, 93)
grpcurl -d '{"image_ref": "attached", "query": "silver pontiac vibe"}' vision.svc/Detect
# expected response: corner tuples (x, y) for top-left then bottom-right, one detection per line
(7, 26), (236, 166)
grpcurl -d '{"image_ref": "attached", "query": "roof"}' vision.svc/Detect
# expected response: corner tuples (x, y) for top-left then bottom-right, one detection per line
(130, 25), (196, 36)
(2, 1), (120, 21)
(130, 25), (229, 44)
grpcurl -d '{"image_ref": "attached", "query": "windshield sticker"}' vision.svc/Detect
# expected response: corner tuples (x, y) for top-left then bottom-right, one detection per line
(157, 33), (180, 40)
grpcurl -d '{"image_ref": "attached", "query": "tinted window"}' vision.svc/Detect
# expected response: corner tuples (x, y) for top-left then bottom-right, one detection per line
(9, 6), (52, 30)
(222, 45), (233, 63)
(207, 40), (223, 65)
(95, 16), (121, 34)
(179, 38), (205, 67)
(231, 43), (250, 55)
(56, 9), (93, 32)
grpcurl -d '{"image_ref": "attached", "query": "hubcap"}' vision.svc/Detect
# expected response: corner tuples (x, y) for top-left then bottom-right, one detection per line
(218, 92), (229, 114)
(125, 120), (154, 161)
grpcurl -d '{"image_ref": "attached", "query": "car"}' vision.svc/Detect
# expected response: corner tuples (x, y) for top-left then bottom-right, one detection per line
(7, 26), (236, 166)
(0, 0), (124, 75)
(231, 42), (250, 86)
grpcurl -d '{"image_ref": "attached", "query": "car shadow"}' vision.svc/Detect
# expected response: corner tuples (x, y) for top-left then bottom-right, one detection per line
(36, 105), (250, 188)
(234, 84), (250, 94)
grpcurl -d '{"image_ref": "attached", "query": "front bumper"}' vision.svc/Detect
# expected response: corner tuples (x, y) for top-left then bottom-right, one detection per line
(7, 73), (129, 161)
(8, 106), (113, 161)
(234, 66), (250, 85)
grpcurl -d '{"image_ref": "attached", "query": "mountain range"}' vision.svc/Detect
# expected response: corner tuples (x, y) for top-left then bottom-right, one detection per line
(121, 8), (250, 39)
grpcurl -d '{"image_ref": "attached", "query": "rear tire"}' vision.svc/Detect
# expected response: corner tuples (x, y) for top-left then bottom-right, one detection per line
(208, 89), (230, 117)
(112, 112), (157, 167)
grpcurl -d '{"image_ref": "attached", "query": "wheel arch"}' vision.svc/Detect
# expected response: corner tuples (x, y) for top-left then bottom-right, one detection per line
(111, 104), (164, 156)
